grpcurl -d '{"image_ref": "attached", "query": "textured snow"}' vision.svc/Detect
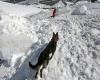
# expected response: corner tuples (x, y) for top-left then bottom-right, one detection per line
(0, 1), (100, 80)
(71, 5), (90, 15)
(0, 1), (42, 16)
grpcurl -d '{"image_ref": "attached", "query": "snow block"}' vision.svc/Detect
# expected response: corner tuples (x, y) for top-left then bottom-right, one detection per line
(71, 5), (90, 15)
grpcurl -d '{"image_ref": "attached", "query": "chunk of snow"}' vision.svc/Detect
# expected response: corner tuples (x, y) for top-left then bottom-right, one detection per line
(11, 53), (24, 67)
(72, 5), (90, 15)
(53, 1), (66, 8)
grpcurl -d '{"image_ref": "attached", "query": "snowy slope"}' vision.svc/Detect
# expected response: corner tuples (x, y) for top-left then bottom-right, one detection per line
(0, 1), (100, 80)
(0, 1), (42, 16)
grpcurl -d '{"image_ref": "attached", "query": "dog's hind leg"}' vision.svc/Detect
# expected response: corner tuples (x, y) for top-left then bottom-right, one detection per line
(40, 60), (49, 78)
(35, 71), (38, 78)
(35, 66), (40, 78)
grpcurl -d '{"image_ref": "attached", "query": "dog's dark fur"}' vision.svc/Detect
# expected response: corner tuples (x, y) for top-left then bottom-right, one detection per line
(29, 32), (59, 78)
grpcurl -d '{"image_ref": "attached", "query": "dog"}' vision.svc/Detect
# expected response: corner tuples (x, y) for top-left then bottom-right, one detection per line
(29, 32), (59, 78)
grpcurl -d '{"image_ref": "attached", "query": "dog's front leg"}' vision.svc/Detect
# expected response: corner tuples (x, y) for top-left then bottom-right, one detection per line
(49, 52), (54, 60)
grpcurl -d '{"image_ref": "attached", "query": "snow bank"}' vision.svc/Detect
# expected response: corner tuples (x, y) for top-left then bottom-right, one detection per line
(0, 1), (41, 16)
(0, 1), (40, 69)
(0, 5), (41, 78)
(71, 5), (90, 15)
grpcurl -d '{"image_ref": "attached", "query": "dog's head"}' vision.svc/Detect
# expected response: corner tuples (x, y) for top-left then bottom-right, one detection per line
(51, 32), (59, 42)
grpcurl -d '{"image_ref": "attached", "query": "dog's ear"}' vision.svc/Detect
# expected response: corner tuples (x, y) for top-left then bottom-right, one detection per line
(53, 32), (55, 36)
(56, 32), (58, 36)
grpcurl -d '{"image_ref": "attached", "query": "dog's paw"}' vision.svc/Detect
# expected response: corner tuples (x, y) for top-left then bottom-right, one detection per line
(35, 74), (37, 79)
(40, 74), (42, 78)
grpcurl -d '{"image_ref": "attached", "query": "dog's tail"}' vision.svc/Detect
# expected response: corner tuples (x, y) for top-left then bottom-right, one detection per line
(29, 62), (37, 69)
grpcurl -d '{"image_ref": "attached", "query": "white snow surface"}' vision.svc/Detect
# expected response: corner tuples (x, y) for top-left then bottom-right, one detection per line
(0, 1), (100, 80)
(71, 5), (90, 15)
(0, 1), (42, 16)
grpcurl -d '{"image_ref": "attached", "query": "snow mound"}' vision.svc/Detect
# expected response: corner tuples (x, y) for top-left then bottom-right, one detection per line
(72, 5), (90, 15)
(53, 1), (65, 8)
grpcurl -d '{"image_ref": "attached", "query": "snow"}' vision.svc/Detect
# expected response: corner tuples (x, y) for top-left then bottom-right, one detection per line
(0, 1), (100, 80)
(71, 4), (90, 15)
(0, 1), (42, 16)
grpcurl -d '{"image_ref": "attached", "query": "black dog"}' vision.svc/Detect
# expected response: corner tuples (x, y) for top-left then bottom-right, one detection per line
(29, 32), (59, 78)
